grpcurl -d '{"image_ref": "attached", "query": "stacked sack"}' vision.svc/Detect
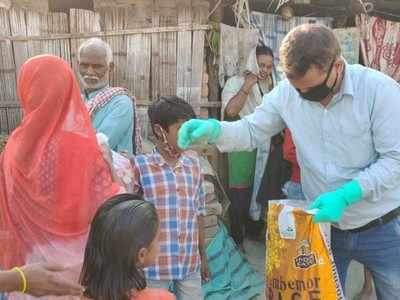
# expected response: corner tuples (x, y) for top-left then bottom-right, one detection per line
(199, 156), (225, 247)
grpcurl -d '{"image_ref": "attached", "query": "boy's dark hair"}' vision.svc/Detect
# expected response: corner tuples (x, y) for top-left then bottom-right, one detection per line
(279, 24), (341, 79)
(148, 96), (196, 134)
(80, 193), (159, 300)
(256, 45), (274, 58)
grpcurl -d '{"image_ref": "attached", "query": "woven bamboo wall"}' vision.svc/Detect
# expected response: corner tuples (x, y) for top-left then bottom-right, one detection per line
(0, 0), (10, 10)
(10, 0), (48, 12)
(0, 0), (212, 137)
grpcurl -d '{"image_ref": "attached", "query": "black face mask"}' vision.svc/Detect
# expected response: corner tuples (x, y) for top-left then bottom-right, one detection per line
(296, 60), (338, 102)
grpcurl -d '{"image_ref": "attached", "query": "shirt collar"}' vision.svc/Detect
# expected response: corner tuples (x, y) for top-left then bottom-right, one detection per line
(325, 60), (355, 106)
(150, 148), (193, 168)
(337, 60), (354, 98)
(84, 85), (109, 101)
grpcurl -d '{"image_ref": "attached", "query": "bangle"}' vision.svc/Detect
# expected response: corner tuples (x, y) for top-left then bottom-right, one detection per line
(239, 89), (249, 96)
(12, 267), (27, 294)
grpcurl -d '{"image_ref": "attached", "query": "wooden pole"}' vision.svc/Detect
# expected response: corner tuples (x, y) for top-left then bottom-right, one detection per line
(0, 24), (211, 42)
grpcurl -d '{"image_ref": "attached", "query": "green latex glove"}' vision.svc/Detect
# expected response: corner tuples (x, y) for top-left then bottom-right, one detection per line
(178, 119), (221, 149)
(308, 180), (363, 223)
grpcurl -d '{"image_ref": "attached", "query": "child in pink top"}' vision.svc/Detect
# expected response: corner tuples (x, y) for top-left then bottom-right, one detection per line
(80, 193), (175, 300)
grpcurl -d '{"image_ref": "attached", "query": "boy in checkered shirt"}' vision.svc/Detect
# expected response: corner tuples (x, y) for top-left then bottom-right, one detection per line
(129, 96), (209, 300)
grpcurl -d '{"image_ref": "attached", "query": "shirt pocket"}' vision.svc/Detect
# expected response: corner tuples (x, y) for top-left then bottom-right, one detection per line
(334, 118), (375, 168)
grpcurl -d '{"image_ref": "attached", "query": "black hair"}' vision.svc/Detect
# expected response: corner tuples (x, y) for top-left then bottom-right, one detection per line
(256, 45), (274, 58)
(148, 96), (196, 134)
(80, 193), (159, 300)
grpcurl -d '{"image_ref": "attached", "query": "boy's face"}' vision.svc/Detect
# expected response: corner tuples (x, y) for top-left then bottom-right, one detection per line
(167, 119), (188, 152)
(155, 118), (188, 154)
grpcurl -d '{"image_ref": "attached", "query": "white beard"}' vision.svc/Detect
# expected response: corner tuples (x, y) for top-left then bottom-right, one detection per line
(78, 72), (108, 91)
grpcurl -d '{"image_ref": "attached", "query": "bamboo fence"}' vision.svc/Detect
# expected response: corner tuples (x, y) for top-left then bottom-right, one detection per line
(0, 0), (214, 138)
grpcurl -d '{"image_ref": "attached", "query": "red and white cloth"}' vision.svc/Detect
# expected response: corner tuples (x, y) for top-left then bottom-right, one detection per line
(357, 14), (400, 82)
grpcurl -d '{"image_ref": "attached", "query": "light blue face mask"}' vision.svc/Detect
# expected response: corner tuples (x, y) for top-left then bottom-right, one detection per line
(156, 125), (180, 159)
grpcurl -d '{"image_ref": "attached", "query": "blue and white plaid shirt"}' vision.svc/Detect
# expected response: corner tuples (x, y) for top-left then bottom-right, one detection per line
(130, 149), (206, 280)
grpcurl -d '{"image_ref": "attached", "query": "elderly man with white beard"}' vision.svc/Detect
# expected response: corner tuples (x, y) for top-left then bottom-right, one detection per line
(78, 38), (135, 154)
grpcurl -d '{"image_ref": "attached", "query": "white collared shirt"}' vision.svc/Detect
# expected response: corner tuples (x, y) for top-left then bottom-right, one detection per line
(216, 62), (400, 230)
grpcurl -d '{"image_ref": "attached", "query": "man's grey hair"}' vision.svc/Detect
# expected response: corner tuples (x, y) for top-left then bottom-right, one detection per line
(78, 38), (113, 65)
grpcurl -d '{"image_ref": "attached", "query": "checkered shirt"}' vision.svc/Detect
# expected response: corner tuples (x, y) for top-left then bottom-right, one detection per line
(130, 149), (206, 280)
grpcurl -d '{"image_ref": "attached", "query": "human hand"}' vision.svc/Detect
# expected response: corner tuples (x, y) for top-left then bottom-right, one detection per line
(20, 263), (83, 297)
(308, 181), (362, 223)
(178, 119), (221, 149)
(308, 191), (348, 223)
(243, 72), (258, 92)
(200, 255), (210, 282)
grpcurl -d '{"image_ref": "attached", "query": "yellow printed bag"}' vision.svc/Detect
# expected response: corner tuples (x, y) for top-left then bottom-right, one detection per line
(266, 200), (344, 300)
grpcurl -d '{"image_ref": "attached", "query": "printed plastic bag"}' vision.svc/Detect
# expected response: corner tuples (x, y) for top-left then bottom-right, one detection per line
(96, 133), (133, 188)
(266, 200), (344, 300)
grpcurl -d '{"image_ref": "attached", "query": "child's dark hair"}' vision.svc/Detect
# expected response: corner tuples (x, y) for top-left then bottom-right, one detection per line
(148, 96), (196, 134)
(80, 193), (159, 300)
(256, 45), (274, 58)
